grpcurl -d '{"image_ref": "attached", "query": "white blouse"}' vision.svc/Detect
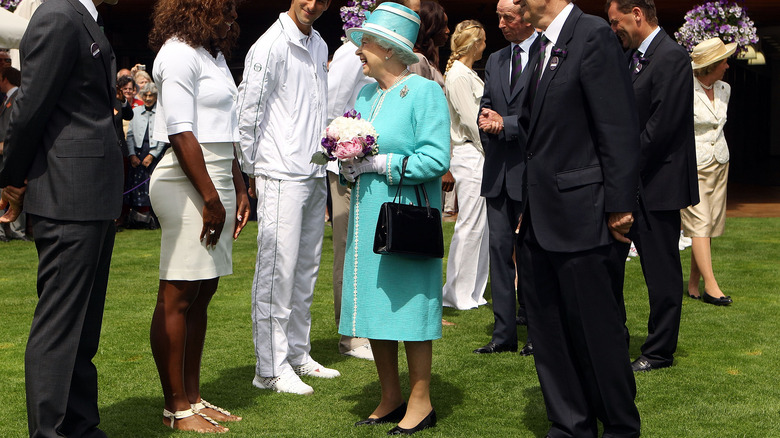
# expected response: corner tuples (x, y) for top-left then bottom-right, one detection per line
(152, 38), (239, 144)
(444, 60), (484, 154)
(693, 78), (730, 165)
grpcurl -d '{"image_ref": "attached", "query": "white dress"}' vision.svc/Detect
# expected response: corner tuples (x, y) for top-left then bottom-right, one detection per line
(149, 39), (239, 281)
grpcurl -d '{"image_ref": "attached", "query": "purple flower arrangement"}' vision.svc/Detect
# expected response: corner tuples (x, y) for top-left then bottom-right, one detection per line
(311, 110), (379, 165)
(1, 0), (22, 12)
(339, 0), (376, 42)
(675, 0), (759, 56)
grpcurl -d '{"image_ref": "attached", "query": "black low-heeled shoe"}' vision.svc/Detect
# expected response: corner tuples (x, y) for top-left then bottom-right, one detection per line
(687, 292), (701, 300)
(387, 409), (436, 435)
(702, 292), (733, 306)
(355, 403), (407, 426)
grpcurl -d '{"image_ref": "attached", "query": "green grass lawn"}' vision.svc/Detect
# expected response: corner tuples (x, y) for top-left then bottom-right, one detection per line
(1, 217), (779, 437)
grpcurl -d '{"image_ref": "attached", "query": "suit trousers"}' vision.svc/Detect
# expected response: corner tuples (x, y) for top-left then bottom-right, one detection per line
(327, 172), (369, 353)
(252, 176), (326, 377)
(628, 208), (684, 366)
(26, 216), (115, 438)
(520, 217), (640, 438)
(485, 189), (524, 346)
(442, 144), (489, 310)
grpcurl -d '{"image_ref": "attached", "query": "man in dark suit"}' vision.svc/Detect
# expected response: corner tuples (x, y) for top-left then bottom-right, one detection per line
(606, 0), (699, 373)
(513, 0), (641, 435)
(0, 0), (122, 436)
(473, 0), (537, 355)
(0, 66), (28, 241)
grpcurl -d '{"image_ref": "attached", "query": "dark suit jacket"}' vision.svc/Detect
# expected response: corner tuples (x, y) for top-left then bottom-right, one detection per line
(520, 6), (639, 253)
(630, 29), (699, 211)
(0, 0), (122, 221)
(479, 45), (527, 200)
(0, 90), (16, 141)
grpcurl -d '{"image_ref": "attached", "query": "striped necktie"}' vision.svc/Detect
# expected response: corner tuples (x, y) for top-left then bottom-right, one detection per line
(510, 45), (523, 93)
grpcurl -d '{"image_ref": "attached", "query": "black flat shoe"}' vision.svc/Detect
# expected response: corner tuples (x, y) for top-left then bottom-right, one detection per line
(355, 403), (407, 426)
(387, 410), (436, 435)
(687, 292), (701, 300)
(473, 342), (517, 354)
(519, 341), (534, 356)
(702, 292), (732, 306)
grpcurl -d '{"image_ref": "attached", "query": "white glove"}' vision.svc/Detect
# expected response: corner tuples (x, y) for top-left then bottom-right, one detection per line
(340, 154), (387, 182)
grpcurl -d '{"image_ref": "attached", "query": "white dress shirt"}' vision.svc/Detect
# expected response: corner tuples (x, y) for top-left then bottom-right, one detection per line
(237, 13), (329, 180)
(539, 2), (574, 79)
(77, 0), (98, 21)
(151, 39), (239, 144)
(636, 26), (661, 57)
(445, 60), (484, 154)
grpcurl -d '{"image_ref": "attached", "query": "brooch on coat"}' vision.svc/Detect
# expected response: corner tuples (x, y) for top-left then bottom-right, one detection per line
(400, 85), (409, 98)
(549, 46), (567, 71)
(633, 55), (649, 75)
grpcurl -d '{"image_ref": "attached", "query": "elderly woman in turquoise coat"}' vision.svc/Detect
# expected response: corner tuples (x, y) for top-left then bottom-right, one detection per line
(338, 3), (450, 435)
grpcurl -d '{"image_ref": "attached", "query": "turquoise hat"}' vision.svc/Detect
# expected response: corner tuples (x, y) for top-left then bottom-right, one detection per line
(346, 3), (421, 64)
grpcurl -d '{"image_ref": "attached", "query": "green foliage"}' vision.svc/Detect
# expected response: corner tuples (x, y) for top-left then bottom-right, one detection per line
(1, 218), (778, 437)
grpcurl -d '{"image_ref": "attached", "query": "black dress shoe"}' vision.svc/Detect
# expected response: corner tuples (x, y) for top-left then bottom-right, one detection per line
(631, 357), (672, 372)
(473, 342), (518, 354)
(519, 341), (534, 356)
(687, 292), (701, 300)
(387, 409), (436, 435)
(355, 403), (407, 426)
(702, 292), (732, 306)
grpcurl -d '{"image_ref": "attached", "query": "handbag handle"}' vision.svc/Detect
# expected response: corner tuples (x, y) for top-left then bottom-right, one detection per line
(392, 157), (434, 218)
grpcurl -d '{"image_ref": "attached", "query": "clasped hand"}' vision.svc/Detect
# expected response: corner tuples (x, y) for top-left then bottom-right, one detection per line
(478, 108), (503, 135)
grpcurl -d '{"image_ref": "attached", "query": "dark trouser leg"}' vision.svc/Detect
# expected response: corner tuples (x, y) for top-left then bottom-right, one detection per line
(27, 217), (114, 438)
(521, 220), (640, 438)
(631, 209), (684, 366)
(485, 194), (522, 347)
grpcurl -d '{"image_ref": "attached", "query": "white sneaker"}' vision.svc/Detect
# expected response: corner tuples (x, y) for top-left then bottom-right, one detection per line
(343, 344), (374, 361)
(293, 359), (341, 379)
(252, 368), (314, 395)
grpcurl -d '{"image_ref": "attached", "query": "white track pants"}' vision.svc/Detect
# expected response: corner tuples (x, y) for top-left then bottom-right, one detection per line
(252, 176), (326, 377)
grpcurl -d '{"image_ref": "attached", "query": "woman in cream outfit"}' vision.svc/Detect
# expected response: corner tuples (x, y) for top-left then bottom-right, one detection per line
(681, 38), (735, 306)
(147, 0), (250, 433)
(441, 20), (490, 310)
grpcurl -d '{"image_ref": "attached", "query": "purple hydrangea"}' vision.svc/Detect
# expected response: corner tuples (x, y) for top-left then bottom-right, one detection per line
(1, 0), (22, 12)
(675, 0), (759, 56)
(339, 0), (376, 42)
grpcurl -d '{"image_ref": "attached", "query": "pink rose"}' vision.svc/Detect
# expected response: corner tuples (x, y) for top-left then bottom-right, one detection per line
(333, 138), (365, 160)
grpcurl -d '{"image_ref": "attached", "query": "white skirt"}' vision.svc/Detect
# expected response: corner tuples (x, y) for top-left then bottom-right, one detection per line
(150, 142), (236, 280)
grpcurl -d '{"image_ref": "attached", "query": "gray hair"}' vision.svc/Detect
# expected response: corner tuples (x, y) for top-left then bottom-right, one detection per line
(363, 35), (419, 66)
(140, 82), (158, 95)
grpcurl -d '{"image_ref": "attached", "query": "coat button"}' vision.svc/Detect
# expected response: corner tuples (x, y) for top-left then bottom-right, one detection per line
(527, 152), (534, 159)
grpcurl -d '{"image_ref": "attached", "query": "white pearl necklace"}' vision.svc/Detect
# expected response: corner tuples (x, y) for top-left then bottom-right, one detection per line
(368, 69), (412, 123)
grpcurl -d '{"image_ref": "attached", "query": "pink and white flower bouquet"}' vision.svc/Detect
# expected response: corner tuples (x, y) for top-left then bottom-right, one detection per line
(311, 110), (379, 165)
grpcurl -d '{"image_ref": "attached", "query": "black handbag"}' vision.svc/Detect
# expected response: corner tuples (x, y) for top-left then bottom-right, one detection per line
(373, 157), (444, 258)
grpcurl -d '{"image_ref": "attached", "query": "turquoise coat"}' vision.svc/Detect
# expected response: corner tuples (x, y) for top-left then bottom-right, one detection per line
(338, 74), (451, 341)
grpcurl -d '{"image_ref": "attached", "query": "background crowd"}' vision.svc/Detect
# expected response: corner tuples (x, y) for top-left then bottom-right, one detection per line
(0, 0), (753, 436)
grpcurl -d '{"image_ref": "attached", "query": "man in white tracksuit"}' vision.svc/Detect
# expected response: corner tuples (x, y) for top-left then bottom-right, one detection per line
(238, 0), (338, 396)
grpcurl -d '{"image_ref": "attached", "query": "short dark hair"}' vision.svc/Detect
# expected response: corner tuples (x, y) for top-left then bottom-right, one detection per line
(606, 0), (657, 25)
(0, 66), (21, 87)
(117, 75), (136, 90)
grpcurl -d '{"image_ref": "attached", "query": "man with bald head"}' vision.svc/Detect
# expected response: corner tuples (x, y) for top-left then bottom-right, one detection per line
(0, 0), (123, 436)
(473, 0), (537, 355)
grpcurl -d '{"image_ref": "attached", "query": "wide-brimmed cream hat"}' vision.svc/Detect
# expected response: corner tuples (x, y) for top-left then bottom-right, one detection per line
(691, 38), (738, 70)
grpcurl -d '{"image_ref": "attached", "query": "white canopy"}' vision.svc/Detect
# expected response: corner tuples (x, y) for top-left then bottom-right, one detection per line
(0, 8), (29, 49)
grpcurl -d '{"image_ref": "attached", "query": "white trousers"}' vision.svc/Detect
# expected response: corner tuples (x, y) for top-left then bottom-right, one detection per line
(252, 175), (326, 377)
(442, 144), (490, 310)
